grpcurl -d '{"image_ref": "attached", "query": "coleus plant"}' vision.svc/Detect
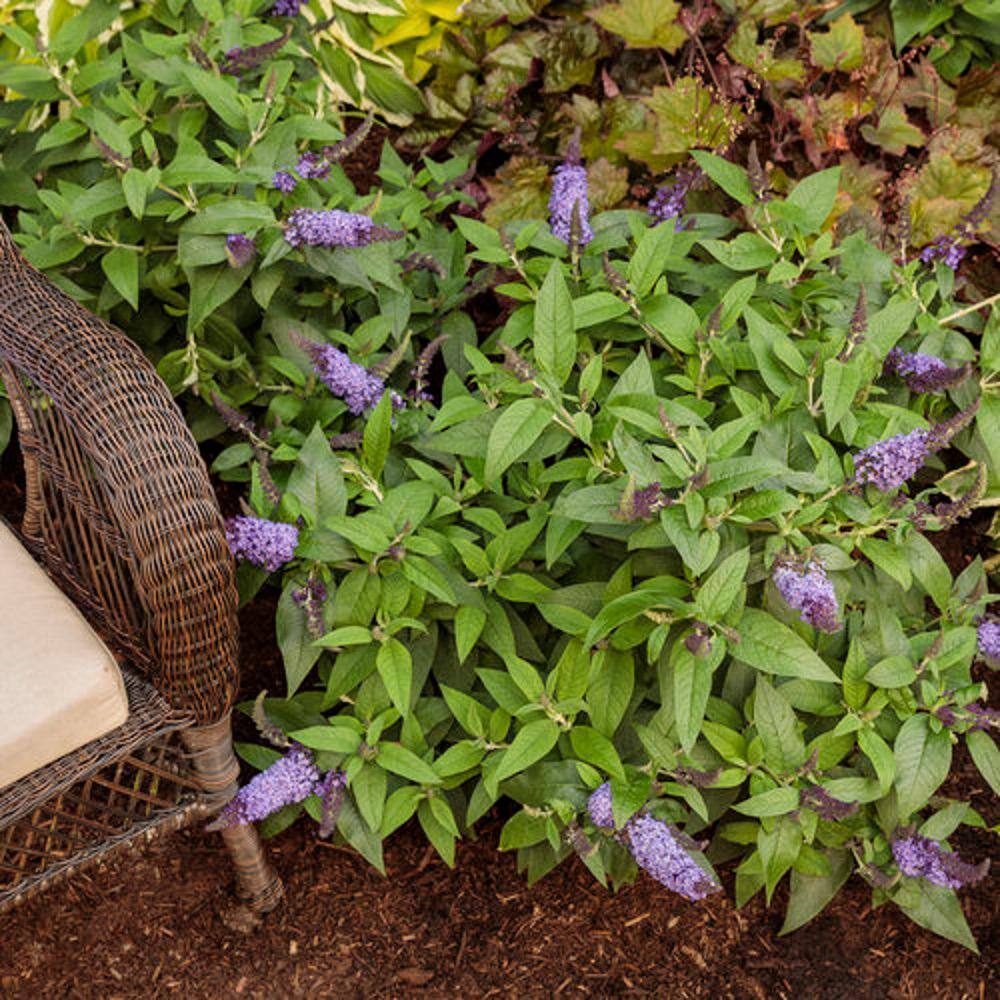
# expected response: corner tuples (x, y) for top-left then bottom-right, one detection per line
(209, 145), (997, 949)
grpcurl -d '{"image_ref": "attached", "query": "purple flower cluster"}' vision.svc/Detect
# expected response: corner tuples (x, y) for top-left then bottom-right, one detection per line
(292, 578), (328, 638)
(586, 784), (720, 901)
(772, 557), (840, 633)
(296, 151), (330, 180)
(209, 745), (319, 829)
(852, 427), (932, 492)
(648, 169), (698, 230)
(549, 160), (594, 247)
(225, 515), (299, 571)
(225, 233), (256, 269)
(272, 170), (297, 194)
(617, 482), (667, 522)
(919, 237), (965, 270)
(271, 0), (301, 15)
(884, 349), (969, 393)
(800, 785), (859, 821)
(892, 835), (988, 889)
(283, 208), (401, 249)
(627, 814), (721, 901)
(977, 619), (1000, 660)
(317, 768), (348, 837)
(301, 338), (401, 414)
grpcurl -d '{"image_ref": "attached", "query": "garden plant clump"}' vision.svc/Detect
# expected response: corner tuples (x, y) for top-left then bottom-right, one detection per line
(0, 0), (997, 960)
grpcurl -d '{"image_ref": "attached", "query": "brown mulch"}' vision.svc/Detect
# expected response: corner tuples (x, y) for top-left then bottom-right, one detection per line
(1, 434), (999, 999)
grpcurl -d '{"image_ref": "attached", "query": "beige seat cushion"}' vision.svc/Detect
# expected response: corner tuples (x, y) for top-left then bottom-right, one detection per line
(0, 521), (129, 788)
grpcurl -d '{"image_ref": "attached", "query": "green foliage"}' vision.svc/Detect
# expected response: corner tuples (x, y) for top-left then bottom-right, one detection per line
(206, 157), (991, 946)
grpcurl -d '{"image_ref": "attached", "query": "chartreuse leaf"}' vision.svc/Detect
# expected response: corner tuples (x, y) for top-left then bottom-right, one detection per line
(377, 743), (441, 785)
(570, 726), (626, 780)
(534, 261), (576, 387)
(589, 0), (685, 51)
(736, 609), (839, 682)
(101, 247), (139, 309)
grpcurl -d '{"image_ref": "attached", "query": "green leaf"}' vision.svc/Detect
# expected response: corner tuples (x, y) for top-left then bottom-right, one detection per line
(587, 649), (634, 738)
(736, 609), (839, 682)
(865, 655), (916, 688)
(859, 538), (912, 590)
(893, 878), (978, 952)
(534, 261), (576, 387)
(100, 247), (139, 310)
(484, 398), (552, 484)
(570, 726), (626, 780)
(181, 65), (246, 130)
(696, 547), (749, 621)
(672, 642), (717, 752)
(628, 220), (675, 297)
(454, 605), (487, 663)
(377, 742), (441, 785)
(858, 726), (896, 793)
(966, 730), (1000, 796)
(860, 106), (925, 156)
(734, 786), (800, 817)
(287, 423), (347, 523)
(780, 850), (853, 935)
(691, 151), (753, 205)
(754, 677), (806, 773)
(893, 715), (952, 817)
(784, 168), (840, 234)
(821, 359), (861, 434)
(290, 724), (362, 754)
(495, 720), (561, 782)
(363, 389), (393, 479)
(904, 532), (951, 611)
(376, 638), (413, 717)
(277, 584), (321, 695)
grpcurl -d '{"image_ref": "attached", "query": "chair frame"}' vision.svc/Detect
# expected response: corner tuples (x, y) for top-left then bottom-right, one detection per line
(0, 221), (281, 914)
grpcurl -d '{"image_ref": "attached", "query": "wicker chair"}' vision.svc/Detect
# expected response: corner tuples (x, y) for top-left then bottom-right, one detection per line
(0, 221), (282, 915)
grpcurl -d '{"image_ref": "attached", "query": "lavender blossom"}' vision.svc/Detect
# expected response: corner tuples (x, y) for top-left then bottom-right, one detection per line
(626, 814), (721, 901)
(884, 349), (970, 394)
(966, 702), (1000, 731)
(648, 169), (698, 230)
(272, 170), (297, 194)
(225, 515), (299, 572)
(587, 782), (615, 830)
(271, 0), (301, 14)
(296, 151), (330, 180)
(549, 160), (594, 247)
(225, 233), (256, 269)
(283, 208), (402, 249)
(977, 620), (1000, 662)
(892, 834), (988, 889)
(772, 557), (840, 633)
(292, 578), (328, 638)
(919, 237), (965, 270)
(299, 337), (402, 414)
(616, 482), (667, 522)
(317, 769), (348, 838)
(852, 428), (933, 492)
(208, 745), (319, 830)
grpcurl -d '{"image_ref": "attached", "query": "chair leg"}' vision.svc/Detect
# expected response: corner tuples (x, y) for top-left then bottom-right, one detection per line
(183, 717), (284, 913)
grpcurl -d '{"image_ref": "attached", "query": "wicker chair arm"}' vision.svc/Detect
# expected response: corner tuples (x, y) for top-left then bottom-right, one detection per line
(0, 222), (238, 722)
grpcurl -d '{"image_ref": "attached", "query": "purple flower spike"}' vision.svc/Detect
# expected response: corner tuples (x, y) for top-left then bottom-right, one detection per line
(225, 233), (256, 269)
(892, 834), (988, 889)
(852, 428), (932, 492)
(296, 151), (330, 180)
(977, 620), (1000, 662)
(271, 0), (301, 15)
(225, 515), (299, 571)
(549, 161), (594, 247)
(884, 349), (969, 394)
(626, 814), (721, 901)
(648, 169), (698, 231)
(772, 557), (840, 633)
(300, 338), (403, 415)
(317, 769), (348, 838)
(587, 782), (615, 829)
(272, 170), (297, 194)
(283, 208), (402, 249)
(920, 236), (966, 270)
(208, 745), (319, 830)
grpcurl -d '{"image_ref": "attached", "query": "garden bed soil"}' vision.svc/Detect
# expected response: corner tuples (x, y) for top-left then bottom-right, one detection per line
(1, 443), (998, 999)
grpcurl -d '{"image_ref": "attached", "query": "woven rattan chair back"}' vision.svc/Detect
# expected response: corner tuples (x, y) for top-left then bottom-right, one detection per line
(0, 220), (281, 914)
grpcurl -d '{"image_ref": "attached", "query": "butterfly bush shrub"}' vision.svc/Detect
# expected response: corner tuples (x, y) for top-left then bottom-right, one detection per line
(209, 149), (998, 949)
